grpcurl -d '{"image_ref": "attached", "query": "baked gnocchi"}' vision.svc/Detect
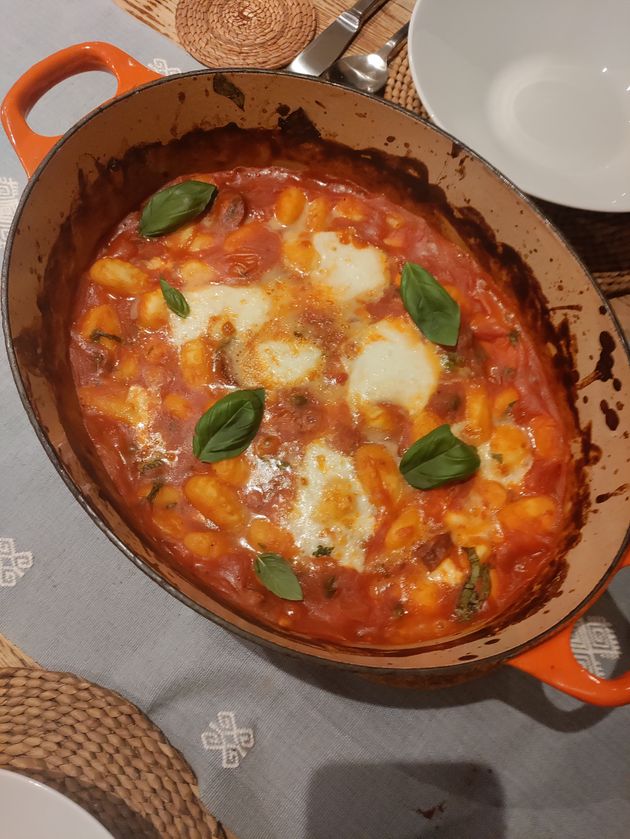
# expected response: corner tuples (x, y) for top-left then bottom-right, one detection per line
(70, 166), (576, 645)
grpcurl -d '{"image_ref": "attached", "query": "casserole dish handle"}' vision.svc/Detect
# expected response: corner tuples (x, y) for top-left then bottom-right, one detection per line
(508, 547), (630, 706)
(1, 42), (161, 177)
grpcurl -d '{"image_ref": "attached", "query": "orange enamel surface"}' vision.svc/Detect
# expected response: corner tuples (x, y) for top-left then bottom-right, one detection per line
(508, 547), (630, 706)
(0, 42), (160, 176)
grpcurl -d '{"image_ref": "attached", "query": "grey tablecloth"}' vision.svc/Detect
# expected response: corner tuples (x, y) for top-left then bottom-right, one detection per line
(1, 3), (629, 838)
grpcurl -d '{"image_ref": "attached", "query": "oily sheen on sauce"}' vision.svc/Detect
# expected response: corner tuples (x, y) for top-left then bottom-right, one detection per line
(69, 166), (575, 646)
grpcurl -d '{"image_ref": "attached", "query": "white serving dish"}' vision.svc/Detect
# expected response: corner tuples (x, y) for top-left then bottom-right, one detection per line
(408, 0), (630, 211)
(0, 768), (114, 839)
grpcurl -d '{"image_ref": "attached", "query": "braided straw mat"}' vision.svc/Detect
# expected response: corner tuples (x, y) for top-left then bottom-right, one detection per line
(176, 0), (317, 70)
(385, 47), (630, 297)
(0, 668), (230, 839)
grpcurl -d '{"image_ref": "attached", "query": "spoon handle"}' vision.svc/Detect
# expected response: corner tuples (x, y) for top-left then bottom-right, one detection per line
(376, 22), (410, 63)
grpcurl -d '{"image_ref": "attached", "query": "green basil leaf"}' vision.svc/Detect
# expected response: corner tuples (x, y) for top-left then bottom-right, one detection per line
(455, 547), (491, 621)
(399, 424), (480, 489)
(400, 261), (461, 346)
(139, 180), (217, 237)
(254, 552), (303, 601)
(193, 389), (265, 463)
(159, 278), (190, 318)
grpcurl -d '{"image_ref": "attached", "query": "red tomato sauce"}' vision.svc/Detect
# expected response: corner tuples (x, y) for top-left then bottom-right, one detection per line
(69, 167), (577, 647)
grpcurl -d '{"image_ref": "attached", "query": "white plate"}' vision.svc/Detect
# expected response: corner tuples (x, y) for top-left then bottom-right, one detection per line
(408, 0), (630, 211)
(0, 769), (114, 839)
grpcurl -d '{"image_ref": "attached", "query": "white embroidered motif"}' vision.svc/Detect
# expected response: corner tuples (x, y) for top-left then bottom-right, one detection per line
(201, 712), (254, 769)
(147, 58), (181, 76)
(0, 538), (33, 587)
(0, 177), (20, 247)
(571, 616), (621, 677)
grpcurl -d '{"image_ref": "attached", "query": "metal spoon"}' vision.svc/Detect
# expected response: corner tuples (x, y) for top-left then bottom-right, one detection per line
(325, 22), (409, 93)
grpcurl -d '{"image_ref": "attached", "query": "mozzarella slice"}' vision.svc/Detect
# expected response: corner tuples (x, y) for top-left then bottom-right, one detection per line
(169, 285), (271, 346)
(286, 440), (376, 571)
(346, 318), (440, 415)
(311, 232), (388, 303)
(229, 337), (323, 388)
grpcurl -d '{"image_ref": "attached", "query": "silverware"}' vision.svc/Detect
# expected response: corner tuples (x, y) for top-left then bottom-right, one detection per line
(325, 22), (409, 93)
(287, 0), (390, 77)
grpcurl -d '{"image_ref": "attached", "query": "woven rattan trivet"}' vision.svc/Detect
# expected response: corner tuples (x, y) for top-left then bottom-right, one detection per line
(175, 0), (317, 70)
(385, 45), (630, 297)
(384, 47), (426, 119)
(0, 668), (231, 839)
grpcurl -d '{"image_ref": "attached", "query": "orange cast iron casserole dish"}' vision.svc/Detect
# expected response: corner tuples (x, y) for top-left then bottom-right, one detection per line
(2, 43), (629, 704)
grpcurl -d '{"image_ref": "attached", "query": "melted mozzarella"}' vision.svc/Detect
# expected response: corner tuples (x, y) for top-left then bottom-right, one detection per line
(286, 440), (376, 571)
(169, 285), (270, 346)
(127, 385), (167, 459)
(477, 423), (533, 487)
(128, 384), (151, 427)
(311, 232), (388, 303)
(477, 442), (532, 487)
(427, 558), (466, 587)
(246, 454), (292, 494)
(444, 509), (501, 548)
(346, 318), (440, 415)
(229, 337), (323, 388)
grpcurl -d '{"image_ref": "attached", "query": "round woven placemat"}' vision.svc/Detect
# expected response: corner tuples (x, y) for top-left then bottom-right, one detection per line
(176, 0), (317, 70)
(384, 46), (630, 297)
(0, 668), (228, 839)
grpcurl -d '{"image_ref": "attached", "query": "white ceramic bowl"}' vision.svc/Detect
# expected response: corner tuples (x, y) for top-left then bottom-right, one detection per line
(0, 769), (114, 839)
(408, 0), (630, 211)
